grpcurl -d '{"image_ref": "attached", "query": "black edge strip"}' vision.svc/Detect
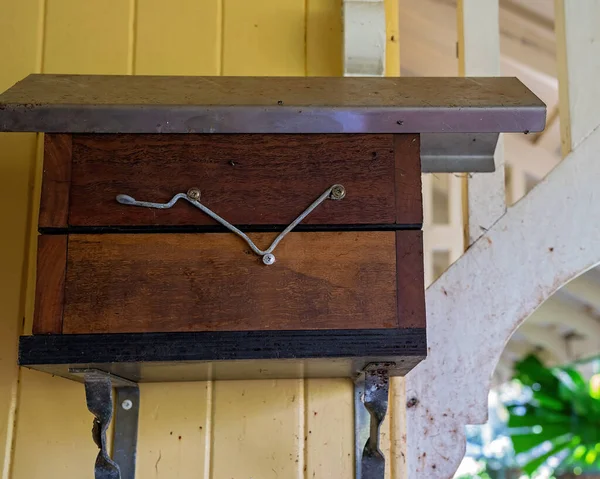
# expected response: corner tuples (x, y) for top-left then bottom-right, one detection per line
(19, 329), (426, 365)
(39, 223), (423, 235)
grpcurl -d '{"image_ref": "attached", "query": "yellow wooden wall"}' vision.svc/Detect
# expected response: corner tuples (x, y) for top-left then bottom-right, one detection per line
(0, 1), (400, 478)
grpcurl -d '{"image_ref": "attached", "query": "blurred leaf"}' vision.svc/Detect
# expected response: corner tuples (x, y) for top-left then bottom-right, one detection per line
(511, 424), (571, 452)
(506, 354), (600, 476)
(590, 374), (600, 399)
(514, 355), (558, 391)
(507, 411), (569, 428)
(530, 391), (567, 411)
(554, 367), (586, 391)
(574, 445), (587, 459)
(585, 448), (597, 464)
(520, 436), (577, 476)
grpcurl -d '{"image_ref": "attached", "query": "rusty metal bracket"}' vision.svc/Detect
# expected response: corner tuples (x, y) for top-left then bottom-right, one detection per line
(70, 369), (139, 479)
(354, 363), (393, 479)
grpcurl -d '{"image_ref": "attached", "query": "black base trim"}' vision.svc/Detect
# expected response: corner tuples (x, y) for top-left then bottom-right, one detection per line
(38, 223), (423, 235)
(19, 328), (426, 365)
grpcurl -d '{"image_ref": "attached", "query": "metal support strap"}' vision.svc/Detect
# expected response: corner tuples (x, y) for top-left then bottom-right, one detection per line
(71, 369), (139, 479)
(355, 363), (393, 479)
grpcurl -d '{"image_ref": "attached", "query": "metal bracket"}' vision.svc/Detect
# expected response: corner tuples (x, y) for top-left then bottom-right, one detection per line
(70, 369), (140, 479)
(354, 363), (393, 479)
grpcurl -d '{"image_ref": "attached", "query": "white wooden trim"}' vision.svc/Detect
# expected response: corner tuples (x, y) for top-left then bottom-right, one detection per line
(457, 0), (506, 245)
(555, 0), (600, 156)
(343, 0), (386, 76)
(422, 173), (435, 286)
(399, 125), (600, 477)
(527, 296), (600, 338)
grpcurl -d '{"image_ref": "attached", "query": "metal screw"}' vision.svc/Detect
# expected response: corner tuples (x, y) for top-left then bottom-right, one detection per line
(262, 253), (276, 265)
(121, 399), (133, 411)
(187, 188), (201, 200)
(330, 184), (346, 200)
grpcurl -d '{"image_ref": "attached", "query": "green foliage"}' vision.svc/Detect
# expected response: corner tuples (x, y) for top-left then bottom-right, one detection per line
(508, 355), (600, 476)
(455, 473), (492, 479)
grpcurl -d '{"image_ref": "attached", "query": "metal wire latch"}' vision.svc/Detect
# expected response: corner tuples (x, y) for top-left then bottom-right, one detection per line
(116, 184), (346, 265)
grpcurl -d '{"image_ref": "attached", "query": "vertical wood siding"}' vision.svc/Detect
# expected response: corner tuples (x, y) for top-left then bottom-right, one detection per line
(0, 1), (399, 477)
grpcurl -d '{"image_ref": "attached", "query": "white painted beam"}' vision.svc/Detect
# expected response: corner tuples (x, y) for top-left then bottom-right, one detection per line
(400, 122), (600, 478)
(563, 275), (600, 312)
(517, 322), (570, 364)
(457, 0), (506, 245)
(527, 296), (600, 339)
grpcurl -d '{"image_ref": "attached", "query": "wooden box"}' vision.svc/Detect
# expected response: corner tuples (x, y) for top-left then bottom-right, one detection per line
(0, 74), (545, 380)
(37, 132), (424, 337)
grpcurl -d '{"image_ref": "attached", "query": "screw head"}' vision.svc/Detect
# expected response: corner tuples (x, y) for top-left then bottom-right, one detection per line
(121, 399), (133, 411)
(330, 184), (346, 200)
(187, 188), (201, 200)
(262, 253), (276, 265)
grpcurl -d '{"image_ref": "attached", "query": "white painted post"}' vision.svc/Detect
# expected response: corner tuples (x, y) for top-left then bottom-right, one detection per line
(343, 0), (387, 76)
(457, 0), (506, 245)
(555, 0), (600, 156)
(402, 123), (600, 479)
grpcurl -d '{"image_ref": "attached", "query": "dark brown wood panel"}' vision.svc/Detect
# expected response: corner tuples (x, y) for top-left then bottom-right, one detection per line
(33, 235), (67, 334)
(62, 231), (401, 334)
(395, 134), (423, 225)
(67, 134), (412, 227)
(396, 230), (425, 328)
(39, 134), (72, 228)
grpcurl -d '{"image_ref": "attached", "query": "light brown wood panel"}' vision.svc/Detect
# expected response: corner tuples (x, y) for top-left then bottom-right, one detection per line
(62, 231), (400, 333)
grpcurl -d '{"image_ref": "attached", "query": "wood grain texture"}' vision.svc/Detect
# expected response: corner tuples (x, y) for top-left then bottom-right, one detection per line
(397, 230), (426, 328)
(67, 134), (405, 227)
(39, 134), (72, 229)
(62, 231), (401, 333)
(395, 134), (423, 225)
(33, 235), (67, 334)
